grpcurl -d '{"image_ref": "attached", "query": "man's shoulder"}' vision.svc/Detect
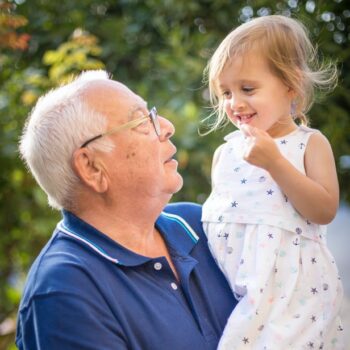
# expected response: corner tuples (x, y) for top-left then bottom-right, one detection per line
(18, 232), (97, 310)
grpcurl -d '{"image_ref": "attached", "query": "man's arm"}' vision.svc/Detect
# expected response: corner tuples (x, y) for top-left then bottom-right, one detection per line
(17, 292), (128, 350)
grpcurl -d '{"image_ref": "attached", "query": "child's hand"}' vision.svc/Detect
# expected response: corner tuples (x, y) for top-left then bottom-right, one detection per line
(240, 124), (282, 171)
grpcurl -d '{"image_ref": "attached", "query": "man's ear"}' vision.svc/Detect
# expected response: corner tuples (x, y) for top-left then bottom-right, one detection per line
(72, 148), (108, 193)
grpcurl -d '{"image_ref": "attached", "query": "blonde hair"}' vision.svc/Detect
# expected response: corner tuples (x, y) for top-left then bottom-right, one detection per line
(204, 15), (337, 131)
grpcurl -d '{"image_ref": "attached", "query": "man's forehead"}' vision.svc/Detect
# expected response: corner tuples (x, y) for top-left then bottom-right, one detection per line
(83, 80), (147, 118)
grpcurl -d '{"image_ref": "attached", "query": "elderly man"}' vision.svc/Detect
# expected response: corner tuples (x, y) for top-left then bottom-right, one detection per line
(16, 70), (236, 350)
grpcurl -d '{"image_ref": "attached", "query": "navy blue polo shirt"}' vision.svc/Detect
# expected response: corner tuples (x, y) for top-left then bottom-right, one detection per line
(16, 202), (236, 350)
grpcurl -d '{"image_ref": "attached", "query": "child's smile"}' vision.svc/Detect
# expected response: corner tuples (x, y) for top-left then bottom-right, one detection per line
(218, 50), (297, 138)
(233, 112), (257, 125)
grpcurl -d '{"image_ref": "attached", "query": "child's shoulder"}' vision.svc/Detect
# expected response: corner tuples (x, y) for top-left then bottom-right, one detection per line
(298, 125), (330, 143)
(298, 125), (320, 135)
(286, 125), (323, 144)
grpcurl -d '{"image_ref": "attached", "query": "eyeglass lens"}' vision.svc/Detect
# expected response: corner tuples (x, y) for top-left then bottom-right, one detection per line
(150, 107), (161, 136)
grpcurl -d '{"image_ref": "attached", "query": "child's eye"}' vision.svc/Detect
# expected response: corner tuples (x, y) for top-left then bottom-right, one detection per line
(242, 86), (254, 93)
(222, 91), (232, 99)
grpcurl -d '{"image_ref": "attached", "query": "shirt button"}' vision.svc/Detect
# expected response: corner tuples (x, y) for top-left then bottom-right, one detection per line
(154, 262), (162, 270)
(170, 282), (178, 290)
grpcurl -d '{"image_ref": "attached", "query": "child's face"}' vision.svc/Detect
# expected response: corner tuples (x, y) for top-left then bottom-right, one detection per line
(218, 50), (296, 137)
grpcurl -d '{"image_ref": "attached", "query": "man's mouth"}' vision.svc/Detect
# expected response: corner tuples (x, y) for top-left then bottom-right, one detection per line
(164, 149), (177, 163)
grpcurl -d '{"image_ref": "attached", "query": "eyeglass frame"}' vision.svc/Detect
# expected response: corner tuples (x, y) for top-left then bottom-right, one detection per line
(80, 106), (160, 148)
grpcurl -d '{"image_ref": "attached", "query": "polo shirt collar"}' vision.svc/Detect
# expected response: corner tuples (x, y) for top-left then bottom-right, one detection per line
(58, 210), (199, 267)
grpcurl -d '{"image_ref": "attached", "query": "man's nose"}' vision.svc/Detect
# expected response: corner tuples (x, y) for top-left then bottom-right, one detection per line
(158, 116), (175, 141)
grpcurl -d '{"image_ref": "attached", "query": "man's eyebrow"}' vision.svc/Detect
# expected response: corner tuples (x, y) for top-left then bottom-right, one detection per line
(127, 103), (148, 120)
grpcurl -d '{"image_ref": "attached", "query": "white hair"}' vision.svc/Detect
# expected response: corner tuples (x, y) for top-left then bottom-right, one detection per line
(19, 70), (115, 210)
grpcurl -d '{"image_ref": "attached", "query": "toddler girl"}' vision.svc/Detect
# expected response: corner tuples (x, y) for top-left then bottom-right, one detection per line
(202, 15), (344, 349)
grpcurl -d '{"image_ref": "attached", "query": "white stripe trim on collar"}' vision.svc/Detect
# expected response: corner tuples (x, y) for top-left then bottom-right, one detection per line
(57, 222), (120, 264)
(161, 211), (199, 242)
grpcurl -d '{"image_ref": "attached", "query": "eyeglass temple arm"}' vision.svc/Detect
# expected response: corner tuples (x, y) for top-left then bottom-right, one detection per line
(103, 116), (149, 136)
(80, 116), (149, 148)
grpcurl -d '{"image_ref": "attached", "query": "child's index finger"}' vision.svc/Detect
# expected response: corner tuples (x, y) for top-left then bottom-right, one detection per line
(240, 124), (256, 137)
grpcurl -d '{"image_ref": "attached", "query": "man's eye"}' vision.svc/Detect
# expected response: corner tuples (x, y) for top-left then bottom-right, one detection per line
(139, 120), (149, 127)
(134, 119), (150, 131)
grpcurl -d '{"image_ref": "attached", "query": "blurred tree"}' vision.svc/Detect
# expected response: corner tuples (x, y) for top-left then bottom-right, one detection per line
(0, 0), (349, 348)
(0, 1), (30, 50)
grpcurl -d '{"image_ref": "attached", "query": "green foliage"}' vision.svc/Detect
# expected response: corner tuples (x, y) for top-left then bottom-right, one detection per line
(0, 1), (30, 50)
(43, 29), (105, 83)
(0, 0), (349, 348)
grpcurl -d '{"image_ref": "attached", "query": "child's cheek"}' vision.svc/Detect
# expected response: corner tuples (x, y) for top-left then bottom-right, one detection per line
(224, 104), (239, 127)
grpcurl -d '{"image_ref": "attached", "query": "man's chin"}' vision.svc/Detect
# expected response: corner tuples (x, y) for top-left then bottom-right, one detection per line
(169, 174), (184, 195)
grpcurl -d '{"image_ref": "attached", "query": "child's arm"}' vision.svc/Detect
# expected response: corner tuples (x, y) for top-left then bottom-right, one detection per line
(241, 126), (339, 225)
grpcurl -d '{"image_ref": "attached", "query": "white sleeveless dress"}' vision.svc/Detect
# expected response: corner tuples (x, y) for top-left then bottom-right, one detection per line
(202, 126), (344, 349)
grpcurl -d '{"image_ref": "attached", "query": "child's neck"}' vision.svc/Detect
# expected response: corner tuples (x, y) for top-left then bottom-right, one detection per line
(267, 120), (298, 138)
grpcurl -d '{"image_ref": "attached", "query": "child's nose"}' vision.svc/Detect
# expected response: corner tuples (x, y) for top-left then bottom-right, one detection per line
(229, 95), (245, 111)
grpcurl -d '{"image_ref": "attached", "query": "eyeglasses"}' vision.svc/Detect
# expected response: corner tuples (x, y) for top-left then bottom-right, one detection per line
(80, 107), (161, 148)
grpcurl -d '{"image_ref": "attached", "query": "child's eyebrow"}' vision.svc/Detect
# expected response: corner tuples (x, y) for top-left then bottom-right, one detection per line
(218, 79), (259, 89)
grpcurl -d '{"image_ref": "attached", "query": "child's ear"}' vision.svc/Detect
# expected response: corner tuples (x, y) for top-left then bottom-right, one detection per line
(71, 148), (108, 193)
(287, 86), (297, 100)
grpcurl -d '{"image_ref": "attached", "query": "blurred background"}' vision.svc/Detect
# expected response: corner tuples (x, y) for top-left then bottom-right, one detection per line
(0, 0), (349, 348)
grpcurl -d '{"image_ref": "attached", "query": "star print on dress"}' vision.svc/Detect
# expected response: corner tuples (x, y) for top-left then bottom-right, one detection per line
(311, 315), (316, 322)
(293, 238), (300, 246)
(268, 233), (274, 239)
(242, 337), (249, 344)
(295, 227), (302, 235)
(311, 287), (318, 294)
(299, 142), (305, 149)
(241, 178), (247, 184)
(234, 167), (240, 172)
(280, 139), (287, 144)
(311, 257), (317, 264)
(307, 341), (314, 348)
(267, 189), (274, 195)
(231, 201), (238, 207)
(259, 176), (266, 182)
